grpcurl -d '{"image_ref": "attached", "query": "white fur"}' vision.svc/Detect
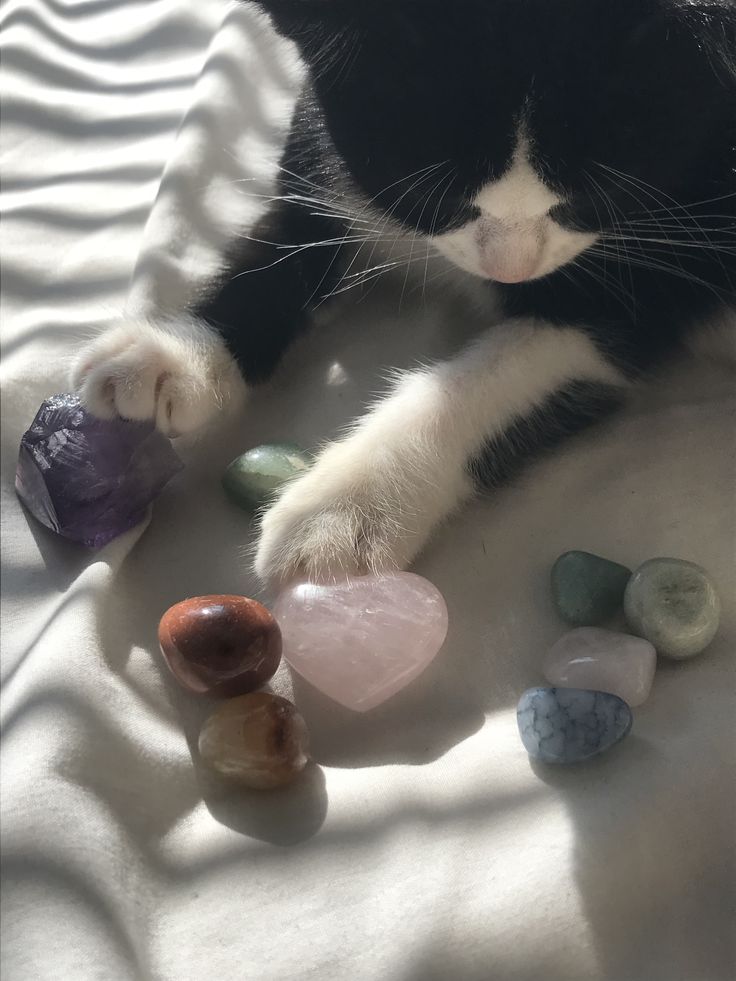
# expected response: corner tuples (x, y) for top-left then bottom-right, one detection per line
(256, 321), (624, 584)
(432, 135), (597, 283)
(476, 138), (560, 219)
(70, 316), (246, 437)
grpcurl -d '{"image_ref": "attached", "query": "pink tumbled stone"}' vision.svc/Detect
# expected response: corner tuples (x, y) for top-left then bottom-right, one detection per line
(272, 573), (449, 712)
(543, 627), (657, 707)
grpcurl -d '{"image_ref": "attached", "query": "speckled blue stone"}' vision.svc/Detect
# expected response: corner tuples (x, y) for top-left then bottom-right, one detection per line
(517, 687), (632, 764)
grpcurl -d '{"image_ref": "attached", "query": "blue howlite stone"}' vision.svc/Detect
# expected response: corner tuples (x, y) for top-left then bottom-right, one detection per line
(517, 687), (632, 764)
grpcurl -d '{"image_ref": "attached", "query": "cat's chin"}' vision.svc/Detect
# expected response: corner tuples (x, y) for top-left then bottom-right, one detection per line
(432, 244), (556, 284)
(454, 264), (555, 285)
(484, 269), (535, 284)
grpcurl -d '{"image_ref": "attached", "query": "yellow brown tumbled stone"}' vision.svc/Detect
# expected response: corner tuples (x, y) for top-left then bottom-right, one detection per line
(158, 595), (282, 697)
(198, 692), (310, 789)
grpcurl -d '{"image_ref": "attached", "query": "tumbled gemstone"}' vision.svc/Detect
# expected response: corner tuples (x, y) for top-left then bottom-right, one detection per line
(158, 595), (282, 697)
(517, 687), (633, 764)
(222, 444), (311, 511)
(198, 692), (310, 788)
(272, 573), (449, 712)
(624, 558), (721, 659)
(15, 393), (183, 548)
(551, 550), (631, 626)
(543, 627), (656, 706)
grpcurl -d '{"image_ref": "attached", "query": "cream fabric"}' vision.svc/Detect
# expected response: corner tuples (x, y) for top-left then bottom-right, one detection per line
(2, 1), (735, 979)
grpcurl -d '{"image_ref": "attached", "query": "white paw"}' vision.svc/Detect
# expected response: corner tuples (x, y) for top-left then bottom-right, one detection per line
(254, 439), (436, 586)
(71, 317), (245, 436)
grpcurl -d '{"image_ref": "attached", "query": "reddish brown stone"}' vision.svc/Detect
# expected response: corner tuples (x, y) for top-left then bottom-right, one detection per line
(198, 692), (310, 789)
(158, 595), (282, 697)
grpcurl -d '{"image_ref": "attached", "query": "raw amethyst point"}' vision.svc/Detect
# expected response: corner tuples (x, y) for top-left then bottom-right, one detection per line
(15, 393), (183, 548)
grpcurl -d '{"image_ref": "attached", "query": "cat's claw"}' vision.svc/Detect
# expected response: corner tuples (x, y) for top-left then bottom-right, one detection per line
(71, 318), (245, 437)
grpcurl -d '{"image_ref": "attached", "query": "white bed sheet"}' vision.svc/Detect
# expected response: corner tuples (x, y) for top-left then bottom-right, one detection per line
(2, 1), (735, 979)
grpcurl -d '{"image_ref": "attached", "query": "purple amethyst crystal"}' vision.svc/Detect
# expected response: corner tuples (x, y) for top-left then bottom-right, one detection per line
(15, 394), (183, 548)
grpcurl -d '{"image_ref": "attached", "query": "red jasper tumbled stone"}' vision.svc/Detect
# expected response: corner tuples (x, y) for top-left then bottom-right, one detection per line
(158, 595), (282, 697)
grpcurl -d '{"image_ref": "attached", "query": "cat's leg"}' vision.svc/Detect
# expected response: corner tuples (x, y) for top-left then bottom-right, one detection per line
(255, 320), (626, 584)
(71, 202), (344, 435)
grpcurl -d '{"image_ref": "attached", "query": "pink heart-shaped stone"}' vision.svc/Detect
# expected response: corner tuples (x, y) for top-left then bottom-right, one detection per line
(272, 573), (449, 712)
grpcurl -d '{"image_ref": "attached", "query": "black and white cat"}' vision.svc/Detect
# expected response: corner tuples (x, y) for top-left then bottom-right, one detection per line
(72, 0), (736, 584)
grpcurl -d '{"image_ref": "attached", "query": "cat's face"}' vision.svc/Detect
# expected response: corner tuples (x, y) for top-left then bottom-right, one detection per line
(257, 0), (736, 284)
(428, 133), (599, 283)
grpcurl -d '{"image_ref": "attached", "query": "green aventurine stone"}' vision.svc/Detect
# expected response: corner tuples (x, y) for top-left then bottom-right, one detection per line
(624, 558), (721, 660)
(551, 550), (632, 626)
(222, 444), (311, 511)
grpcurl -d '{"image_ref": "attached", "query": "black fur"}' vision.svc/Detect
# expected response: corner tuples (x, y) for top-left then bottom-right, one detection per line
(468, 381), (623, 490)
(199, 199), (344, 383)
(195, 0), (735, 414)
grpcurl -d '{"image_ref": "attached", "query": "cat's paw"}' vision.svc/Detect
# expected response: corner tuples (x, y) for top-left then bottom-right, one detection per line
(71, 317), (245, 437)
(254, 439), (432, 586)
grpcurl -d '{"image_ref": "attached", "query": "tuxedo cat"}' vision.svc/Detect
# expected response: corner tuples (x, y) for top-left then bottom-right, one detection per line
(73, 0), (736, 584)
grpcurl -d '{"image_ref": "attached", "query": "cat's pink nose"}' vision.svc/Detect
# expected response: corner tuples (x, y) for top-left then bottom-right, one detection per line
(477, 217), (544, 283)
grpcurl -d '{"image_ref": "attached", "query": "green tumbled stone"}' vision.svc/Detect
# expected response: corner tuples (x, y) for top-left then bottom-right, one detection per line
(222, 444), (311, 511)
(624, 558), (721, 660)
(551, 550), (632, 626)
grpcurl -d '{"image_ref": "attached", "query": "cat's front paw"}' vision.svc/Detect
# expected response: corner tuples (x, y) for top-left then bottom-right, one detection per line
(71, 317), (245, 437)
(255, 441), (429, 586)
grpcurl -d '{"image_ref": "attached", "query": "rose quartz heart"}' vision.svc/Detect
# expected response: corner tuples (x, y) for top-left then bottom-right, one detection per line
(272, 573), (449, 712)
